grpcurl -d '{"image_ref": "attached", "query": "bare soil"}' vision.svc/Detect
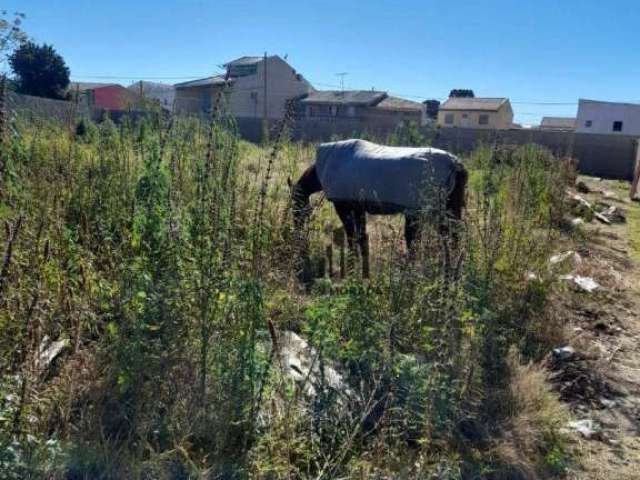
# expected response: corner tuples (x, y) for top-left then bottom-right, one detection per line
(552, 177), (640, 479)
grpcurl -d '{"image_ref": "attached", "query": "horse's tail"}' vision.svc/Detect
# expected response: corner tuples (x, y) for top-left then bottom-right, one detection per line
(449, 163), (468, 219)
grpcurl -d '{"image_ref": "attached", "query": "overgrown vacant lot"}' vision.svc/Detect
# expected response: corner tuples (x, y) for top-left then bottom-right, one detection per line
(0, 112), (590, 479)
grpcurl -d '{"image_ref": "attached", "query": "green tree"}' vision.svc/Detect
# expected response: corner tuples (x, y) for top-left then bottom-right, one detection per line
(9, 41), (69, 99)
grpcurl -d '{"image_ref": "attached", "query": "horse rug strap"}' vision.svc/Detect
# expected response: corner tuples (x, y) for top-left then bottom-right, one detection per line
(315, 139), (462, 210)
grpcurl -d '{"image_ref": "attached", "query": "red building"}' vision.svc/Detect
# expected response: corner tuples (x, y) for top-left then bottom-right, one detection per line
(70, 82), (140, 110)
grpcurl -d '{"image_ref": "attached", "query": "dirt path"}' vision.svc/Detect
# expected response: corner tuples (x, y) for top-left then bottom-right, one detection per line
(553, 177), (640, 479)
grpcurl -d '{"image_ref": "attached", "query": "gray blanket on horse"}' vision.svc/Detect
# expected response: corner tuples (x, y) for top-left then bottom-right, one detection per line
(315, 139), (462, 210)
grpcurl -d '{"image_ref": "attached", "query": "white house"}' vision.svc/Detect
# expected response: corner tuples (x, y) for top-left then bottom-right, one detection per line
(576, 99), (640, 135)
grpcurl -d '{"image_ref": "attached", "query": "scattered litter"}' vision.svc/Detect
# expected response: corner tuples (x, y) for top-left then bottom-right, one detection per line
(599, 398), (616, 408)
(566, 419), (601, 440)
(576, 181), (590, 193)
(525, 271), (540, 281)
(559, 274), (600, 292)
(36, 337), (70, 372)
(553, 346), (576, 361)
(595, 206), (626, 224)
(278, 330), (349, 399)
(601, 190), (618, 200)
(571, 217), (585, 226)
(567, 192), (594, 219)
(550, 250), (582, 266)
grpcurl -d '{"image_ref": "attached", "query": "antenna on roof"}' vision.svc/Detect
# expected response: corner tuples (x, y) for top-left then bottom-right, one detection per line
(336, 72), (348, 93)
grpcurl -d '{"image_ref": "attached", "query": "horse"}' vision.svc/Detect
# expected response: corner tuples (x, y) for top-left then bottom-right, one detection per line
(290, 139), (468, 279)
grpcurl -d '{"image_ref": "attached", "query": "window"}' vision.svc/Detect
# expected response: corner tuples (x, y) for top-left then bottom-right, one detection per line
(585, 120), (592, 128)
(329, 105), (338, 117)
(462, 113), (468, 119)
(347, 106), (356, 117)
(444, 113), (454, 124)
(613, 121), (623, 132)
(478, 114), (489, 125)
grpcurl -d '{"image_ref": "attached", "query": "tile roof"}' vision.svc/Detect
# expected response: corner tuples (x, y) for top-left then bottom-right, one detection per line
(375, 95), (423, 112)
(540, 117), (576, 129)
(174, 75), (230, 89)
(300, 90), (387, 106)
(440, 97), (508, 111)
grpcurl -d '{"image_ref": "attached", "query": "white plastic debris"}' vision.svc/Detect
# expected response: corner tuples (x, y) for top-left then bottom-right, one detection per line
(559, 274), (599, 292)
(279, 330), (348, 398)
(550, 250), (582, 266)
(595, 206), (626, 224)
(553, 346), (576, 361)
(526, 271), (540, 281)
(601, 190), (618, 200)
(574, 276), (600, 292)
(36, 336), (70, 371)
(571, 218), (585, 226)
(566, 419), (600, 439)
(600, 398), (616, 409)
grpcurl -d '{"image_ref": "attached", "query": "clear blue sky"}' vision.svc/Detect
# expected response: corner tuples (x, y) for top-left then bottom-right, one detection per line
(7, 0), (640, 124)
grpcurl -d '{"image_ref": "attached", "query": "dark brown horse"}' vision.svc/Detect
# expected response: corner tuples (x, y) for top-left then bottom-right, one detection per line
(291, 140), (467, 279)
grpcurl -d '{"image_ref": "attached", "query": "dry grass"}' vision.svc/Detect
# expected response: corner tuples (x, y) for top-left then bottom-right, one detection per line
(493, 351), (569, 479)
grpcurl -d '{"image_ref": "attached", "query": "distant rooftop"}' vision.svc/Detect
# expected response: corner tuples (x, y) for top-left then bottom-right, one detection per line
(540, 116), (576, 129)
(375, 95), (423, 112)
(579, 98), (640, 108)
(224, 56), (264, 67)
(301, 90), (387, 106)
(69, 82), (118, 91)
(440, 97), (508, 111)
(128, 81), (174, 92)
(174, 75), (230, 89)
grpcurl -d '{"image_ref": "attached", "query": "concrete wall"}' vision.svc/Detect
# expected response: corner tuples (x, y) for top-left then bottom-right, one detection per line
(235, 114), (420, 144)
(234, 118), (637, 181)
(576, 99), (640, 136)
(429, 127), (637, 180)
(7, 91), (89, 123)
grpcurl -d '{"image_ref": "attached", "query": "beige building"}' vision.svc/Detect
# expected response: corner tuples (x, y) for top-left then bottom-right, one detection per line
(297, 90), (423, 124)
(437, 97), (514, 129)
(174, 55), (313, 118)
(539, 116), (576, 131)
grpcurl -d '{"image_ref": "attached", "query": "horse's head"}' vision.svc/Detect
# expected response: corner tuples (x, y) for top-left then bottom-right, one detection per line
(289, 166), (321, 231)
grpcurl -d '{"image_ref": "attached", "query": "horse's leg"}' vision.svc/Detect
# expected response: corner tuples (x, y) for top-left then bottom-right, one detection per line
(355, 210), (370, 278)
(334, 202), (358, 275)
(404, 212), (420, 253)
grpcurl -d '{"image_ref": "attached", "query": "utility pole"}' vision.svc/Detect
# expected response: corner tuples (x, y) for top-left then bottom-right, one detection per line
(336, 72), (348, 93)
(263, 51), (268, 135)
